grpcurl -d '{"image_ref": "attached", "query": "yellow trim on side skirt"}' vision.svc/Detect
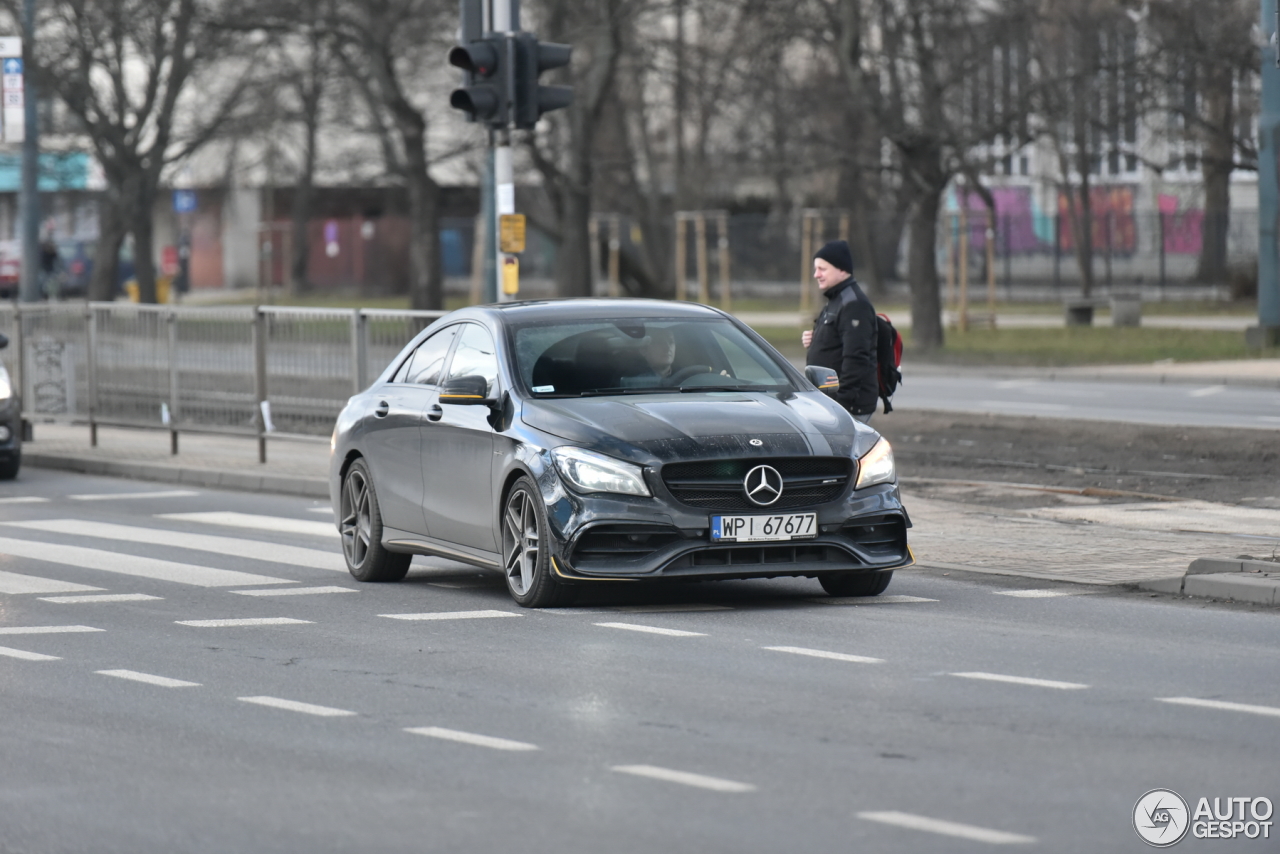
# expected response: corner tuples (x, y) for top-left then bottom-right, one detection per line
(551, 555), (636, 582)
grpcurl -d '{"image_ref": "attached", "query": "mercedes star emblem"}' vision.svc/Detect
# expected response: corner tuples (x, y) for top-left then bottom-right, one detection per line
(743, 464), (784, 506)
(749, 439), (763, 446)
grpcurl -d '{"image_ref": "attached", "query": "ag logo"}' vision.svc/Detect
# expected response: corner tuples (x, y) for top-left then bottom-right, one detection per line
(1134, 789), (1190, 847)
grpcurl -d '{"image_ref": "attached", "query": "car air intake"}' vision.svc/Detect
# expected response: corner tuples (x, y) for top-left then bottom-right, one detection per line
(571, 523), (685, 570)
(661, 457), (851, 511)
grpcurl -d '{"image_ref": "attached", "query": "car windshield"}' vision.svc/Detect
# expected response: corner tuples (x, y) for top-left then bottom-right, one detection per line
(511, 317), (795, 397)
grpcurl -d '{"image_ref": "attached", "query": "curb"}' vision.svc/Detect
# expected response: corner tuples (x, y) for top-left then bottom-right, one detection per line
(25, 453), (329, 499)
(1137, 557), (1280, 606)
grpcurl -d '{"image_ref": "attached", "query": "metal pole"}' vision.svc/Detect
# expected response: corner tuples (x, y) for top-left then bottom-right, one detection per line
(19, 0), (40, 304)
(167, 309), (179, 455)
(493, 0), (516, 303)
(717, 212), (730, 312)
(1252, 0), (1280, 345)
(253, 308), (267, 464)
(695, 214), (709, 304)
(85, 305), (97, 447)
(958, 205), (970, 333)
(482, 143), (496, 303)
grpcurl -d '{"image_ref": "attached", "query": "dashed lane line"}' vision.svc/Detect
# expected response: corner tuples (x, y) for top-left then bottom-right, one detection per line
(176, 618), (313, 628)
(594, 622), (707, 637)
(158, 511), (338, 539)
(763, 645), (884, 664)
(238, 696), (356, 717)
(0, 568), (102, 595)
(230, 586), (356, 597)
(40, 593), (163, 604)
(1156, 697), (1280, 719)
(0, 496), (49, 504)
(0, 625), (103, 635)
(0, 646), (60, 661)
(4, 520), (346, 573)
(96, 669), (200, 688)
(857, 811), (1036, 845)
(812, 595), (938, 605)
(611, 765), (755, 793)
(0, 537), (292, 588)
(69, 490), (200, 501)
(380, 610), (520, 621)
(405, 727), (539, 751)
(951, 672), (1089, 690)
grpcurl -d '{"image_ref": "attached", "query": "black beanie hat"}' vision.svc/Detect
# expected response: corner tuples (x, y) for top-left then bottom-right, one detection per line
(813, 239), (853, 274)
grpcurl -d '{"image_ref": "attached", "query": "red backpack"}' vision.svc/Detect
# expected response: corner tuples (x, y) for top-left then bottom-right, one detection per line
(875, 313), (903, 413)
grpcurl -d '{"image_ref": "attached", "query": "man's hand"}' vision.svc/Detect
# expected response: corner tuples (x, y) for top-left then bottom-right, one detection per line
(801, 330), (813, 348)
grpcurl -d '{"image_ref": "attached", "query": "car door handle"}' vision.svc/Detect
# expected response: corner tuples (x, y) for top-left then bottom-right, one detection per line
(427, 404), (444, 422)
(374, 401), (390, 418)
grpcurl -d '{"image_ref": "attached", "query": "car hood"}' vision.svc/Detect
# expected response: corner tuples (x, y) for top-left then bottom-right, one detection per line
(520, 391), (877, 464)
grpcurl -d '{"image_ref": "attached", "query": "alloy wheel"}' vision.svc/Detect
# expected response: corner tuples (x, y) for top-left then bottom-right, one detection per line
(341, 467), (372, 570)
(503, 488), (540, 596)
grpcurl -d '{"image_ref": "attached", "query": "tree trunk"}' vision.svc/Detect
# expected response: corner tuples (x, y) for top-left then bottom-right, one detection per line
(89, 195), (127, 302)
(400, 122), (442, 311)
(1197, 66), (1233, 284)
(290, 116), (318, 295)
(906, 186), (944, 351)
(132, 179), (160, 304)
(556, 183), (593, 298)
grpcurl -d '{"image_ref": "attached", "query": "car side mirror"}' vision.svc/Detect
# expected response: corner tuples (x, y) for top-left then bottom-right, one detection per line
(804, 365), (838, 396)
(439, 374), (497, 406)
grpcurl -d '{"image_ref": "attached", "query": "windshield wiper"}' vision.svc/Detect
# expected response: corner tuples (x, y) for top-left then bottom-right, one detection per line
(576, 387), (675, 397)
(677, 384), (786, 393)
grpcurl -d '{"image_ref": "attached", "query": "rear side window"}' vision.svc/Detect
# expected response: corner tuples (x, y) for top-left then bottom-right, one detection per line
(393, 326), (458, 386)
(444, 323), (500, 397)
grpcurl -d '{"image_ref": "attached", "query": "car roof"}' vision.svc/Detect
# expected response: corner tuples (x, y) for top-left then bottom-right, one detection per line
(463, 298), (728, 325)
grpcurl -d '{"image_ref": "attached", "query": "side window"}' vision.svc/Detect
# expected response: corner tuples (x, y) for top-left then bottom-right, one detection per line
(444, 324), (500, 397)
(393, 326), (458, 386)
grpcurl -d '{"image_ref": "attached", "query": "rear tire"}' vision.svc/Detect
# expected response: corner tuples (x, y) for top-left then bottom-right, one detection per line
(819, 570), (892, 597)
(340, 458), (410, 582)
(0, 454), (18, 480)
(501, 476), (569, 608)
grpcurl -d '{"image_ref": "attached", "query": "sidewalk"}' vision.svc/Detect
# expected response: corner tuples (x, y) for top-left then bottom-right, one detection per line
(734, 309), (1258, 332)
(17, 418), (1280, 607)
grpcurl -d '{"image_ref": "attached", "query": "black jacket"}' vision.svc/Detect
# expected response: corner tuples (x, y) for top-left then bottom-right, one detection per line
(806, 276), (878, 415)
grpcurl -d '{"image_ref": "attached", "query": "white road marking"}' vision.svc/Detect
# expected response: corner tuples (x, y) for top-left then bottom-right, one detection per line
(0, 625), (102, 635)
(594, 622), (707, 637)
(96, 669), (200, 688)
(951, 672), (1088, 690)
(0, 569), (102, 595)
(610, 603), (732, 613)
(40, 593), (162, 604)
(611, 765), (755, 793)
(978, 399), (1071, 412)
(4, 519), (347, 572)
(159, 511), (338, 539)
(0, 496), (49, 504)
(764, 645), (884, 664)
(306, 507), (332, 515)
(993, 589), (1091, 598)
(405, 727), (539, 751)
(0, 537), (292, 588)
(0, 646), (60, 661)
(230, 586), (356, 597)
(813, 595), (938, 605)
(1187, 385), (1226, 398)
(858, 810), (1036, 844)
(69, 490), (200, 501)
(380, 610), (520, 621)
(238, 696), (356, 717)
(176, 618), (313, 628)
(1156, 697), (1280, 719)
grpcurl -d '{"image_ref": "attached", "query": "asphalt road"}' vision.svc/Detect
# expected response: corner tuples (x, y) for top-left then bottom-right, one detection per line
(895, 373), (1280, 430)
(1, 468), (1276, 853)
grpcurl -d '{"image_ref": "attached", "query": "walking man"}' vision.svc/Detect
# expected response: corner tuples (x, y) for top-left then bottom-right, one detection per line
(800, 240), (878, 424)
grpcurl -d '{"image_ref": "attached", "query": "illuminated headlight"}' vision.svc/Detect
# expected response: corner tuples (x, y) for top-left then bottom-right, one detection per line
(855, 438), (895, 488)
(551, 446), (650, 497)
(0, 365), (10, 400)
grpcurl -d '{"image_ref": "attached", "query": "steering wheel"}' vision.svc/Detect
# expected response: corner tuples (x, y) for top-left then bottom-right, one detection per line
(669, 364), (714, 384)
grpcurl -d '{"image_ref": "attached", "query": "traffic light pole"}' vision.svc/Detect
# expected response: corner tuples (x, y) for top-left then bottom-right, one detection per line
(1254, 0), (1280, 347)
(492, 0), (516, 303)
(18, 0), (40, 304)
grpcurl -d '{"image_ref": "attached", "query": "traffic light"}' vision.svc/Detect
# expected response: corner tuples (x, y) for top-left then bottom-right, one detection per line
(449, 35), (509, 128)
(513, 33), (573, 129)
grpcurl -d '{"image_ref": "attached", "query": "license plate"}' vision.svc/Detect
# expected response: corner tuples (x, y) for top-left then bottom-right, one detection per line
(711, 513), (817, 543)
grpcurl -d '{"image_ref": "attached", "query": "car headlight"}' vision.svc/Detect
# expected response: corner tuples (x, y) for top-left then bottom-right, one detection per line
(551, 446), (651, 497)
(855, 438), (895, 488)
(0, 365), (11, 401)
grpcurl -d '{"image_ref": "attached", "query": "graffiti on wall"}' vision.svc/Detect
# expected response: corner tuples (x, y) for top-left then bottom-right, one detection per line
(1057, 186), (1137, 255)
(1158, 194), (1203, 255)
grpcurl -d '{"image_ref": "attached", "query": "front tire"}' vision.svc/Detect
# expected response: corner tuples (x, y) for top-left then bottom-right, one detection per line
(819, 570), (892, 597)
(340, 458), (410, 582)
(0, 453), (18, 480)
(502, 476), (568, 608)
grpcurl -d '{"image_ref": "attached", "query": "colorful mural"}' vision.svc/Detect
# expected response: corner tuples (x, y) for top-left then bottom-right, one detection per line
(1057, 186), (1137, 255)
(1158, 193), (1203, 255)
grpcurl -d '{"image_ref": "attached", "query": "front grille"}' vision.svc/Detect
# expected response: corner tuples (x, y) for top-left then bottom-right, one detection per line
(571, 523), (685, 569)
(661, 457), (851, 511)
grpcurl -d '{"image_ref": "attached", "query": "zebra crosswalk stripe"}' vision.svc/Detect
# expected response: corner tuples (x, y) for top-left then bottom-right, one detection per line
(0, 537), (292, 588)
(158, 512), (338, 539)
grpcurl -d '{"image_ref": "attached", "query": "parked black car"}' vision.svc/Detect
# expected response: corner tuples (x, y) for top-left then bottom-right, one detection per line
(0, 333), (21, 479)
(329, 299), (911, 607)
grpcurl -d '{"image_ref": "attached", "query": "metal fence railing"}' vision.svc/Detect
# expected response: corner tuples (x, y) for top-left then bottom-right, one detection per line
(0, 303), (446, 461)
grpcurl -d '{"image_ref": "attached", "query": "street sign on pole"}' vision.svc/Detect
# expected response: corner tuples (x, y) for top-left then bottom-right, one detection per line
(0, 48), (23, 143)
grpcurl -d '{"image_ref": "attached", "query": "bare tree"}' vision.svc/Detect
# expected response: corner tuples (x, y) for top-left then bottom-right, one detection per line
(16, 0), (258, 303)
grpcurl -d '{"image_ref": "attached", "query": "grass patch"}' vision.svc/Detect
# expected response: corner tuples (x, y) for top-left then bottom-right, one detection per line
(908, 326), (1278, 366)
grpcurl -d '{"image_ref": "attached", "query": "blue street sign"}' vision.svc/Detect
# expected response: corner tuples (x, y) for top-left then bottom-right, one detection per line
(172, 190), (196, 213)
(3, 58), (22, 74)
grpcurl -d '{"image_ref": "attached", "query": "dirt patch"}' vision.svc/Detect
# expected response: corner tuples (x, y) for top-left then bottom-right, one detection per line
(873, 410), (1280, 509)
